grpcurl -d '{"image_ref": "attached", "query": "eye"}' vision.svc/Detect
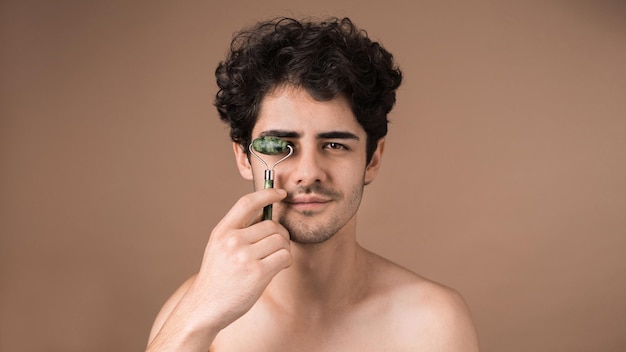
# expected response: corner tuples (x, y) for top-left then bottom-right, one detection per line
(324, 142), (348, 151)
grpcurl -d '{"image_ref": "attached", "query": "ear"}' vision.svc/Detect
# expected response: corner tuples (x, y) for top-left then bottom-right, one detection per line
(233, 142), (253, 180)
(364, 138), (385, 185)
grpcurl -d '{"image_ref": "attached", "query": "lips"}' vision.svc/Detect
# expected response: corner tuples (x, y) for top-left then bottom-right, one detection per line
(284, 195), (331, 212)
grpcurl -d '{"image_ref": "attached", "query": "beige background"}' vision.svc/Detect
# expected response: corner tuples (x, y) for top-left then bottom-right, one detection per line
(1, 1), (625, 351)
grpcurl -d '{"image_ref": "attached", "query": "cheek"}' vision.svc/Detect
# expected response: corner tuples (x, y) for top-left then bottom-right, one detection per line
(249, 157), (268, 177)
(334, 164), (367, 186)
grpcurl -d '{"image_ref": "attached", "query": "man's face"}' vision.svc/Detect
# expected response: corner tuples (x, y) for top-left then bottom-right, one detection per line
(235, 85), (383, 245)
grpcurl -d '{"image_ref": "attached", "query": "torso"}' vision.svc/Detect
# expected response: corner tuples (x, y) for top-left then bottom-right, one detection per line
(210, 252), (462, 352)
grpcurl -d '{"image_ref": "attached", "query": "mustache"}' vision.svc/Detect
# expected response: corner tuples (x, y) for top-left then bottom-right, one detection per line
(285, 183), (342, 200)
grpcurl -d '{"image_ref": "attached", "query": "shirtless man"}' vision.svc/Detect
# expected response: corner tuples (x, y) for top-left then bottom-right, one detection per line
(146, 17), (479, 351)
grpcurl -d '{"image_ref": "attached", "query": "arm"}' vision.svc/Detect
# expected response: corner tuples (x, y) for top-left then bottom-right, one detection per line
(146, 188), (292, 351)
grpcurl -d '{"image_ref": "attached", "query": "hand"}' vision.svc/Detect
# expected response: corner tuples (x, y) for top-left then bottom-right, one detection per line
(147, 188), (291, 351)
(184, 188), (292, 330)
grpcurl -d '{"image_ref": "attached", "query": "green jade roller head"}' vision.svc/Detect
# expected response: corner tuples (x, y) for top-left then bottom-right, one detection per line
(252, 137), (290, 156)
(249, 136), (294, 220)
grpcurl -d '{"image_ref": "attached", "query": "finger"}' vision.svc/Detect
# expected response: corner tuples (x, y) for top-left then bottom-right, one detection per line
(219, 188), (287, 229)
(259, 247), (292, 275)
(239, 220), (290, 244)
(245, 208), (263, 228)
(251, 232), (291, 260)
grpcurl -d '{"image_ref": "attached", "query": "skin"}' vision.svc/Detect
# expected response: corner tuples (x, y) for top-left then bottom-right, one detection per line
(146, 85), (479, 351)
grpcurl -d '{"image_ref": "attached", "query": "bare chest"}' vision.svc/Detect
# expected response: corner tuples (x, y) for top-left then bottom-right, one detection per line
(211, 324), (398, 352)
(210, 306), (406, 352)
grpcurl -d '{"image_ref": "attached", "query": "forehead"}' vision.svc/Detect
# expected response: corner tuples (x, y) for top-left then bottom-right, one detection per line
(252, 86), (364, 137)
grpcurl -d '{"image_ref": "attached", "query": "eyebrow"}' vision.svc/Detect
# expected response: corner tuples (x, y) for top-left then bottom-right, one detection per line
(260, 130), (360, 141)
(259, 130), (300, 138)
(317, 131), (360, 141)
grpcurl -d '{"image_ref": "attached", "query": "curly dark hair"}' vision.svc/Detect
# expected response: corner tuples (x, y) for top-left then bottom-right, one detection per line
(214, 17), (402, 162)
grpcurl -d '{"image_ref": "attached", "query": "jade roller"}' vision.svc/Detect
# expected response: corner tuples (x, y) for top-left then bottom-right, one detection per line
(249, 136), (294, 220)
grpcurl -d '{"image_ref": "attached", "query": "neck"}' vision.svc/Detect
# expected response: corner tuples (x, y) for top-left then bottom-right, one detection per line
(266, 217), (368, 316)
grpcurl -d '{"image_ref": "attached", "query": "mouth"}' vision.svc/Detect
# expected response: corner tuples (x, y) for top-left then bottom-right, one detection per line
(284, 195), (331, 212)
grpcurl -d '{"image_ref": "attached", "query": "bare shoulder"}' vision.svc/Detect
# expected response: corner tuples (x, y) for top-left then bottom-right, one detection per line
(364, 252), (480, 351)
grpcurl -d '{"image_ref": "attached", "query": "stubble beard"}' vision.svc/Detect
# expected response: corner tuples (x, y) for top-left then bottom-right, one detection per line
(276, 182), (365, 245)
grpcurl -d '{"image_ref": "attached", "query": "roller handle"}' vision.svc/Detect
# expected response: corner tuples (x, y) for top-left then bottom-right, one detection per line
(263, 174), (274, 220)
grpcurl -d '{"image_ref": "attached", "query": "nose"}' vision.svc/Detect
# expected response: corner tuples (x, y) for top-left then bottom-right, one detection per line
(285, 146), (327, 187)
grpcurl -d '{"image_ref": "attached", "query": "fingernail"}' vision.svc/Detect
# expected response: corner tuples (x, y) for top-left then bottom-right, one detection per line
(275, 189), (287, 196)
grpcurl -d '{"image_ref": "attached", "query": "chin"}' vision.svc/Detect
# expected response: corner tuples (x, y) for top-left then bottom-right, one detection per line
(289, 233), (335, 245)
(279, 218), (336, 245)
